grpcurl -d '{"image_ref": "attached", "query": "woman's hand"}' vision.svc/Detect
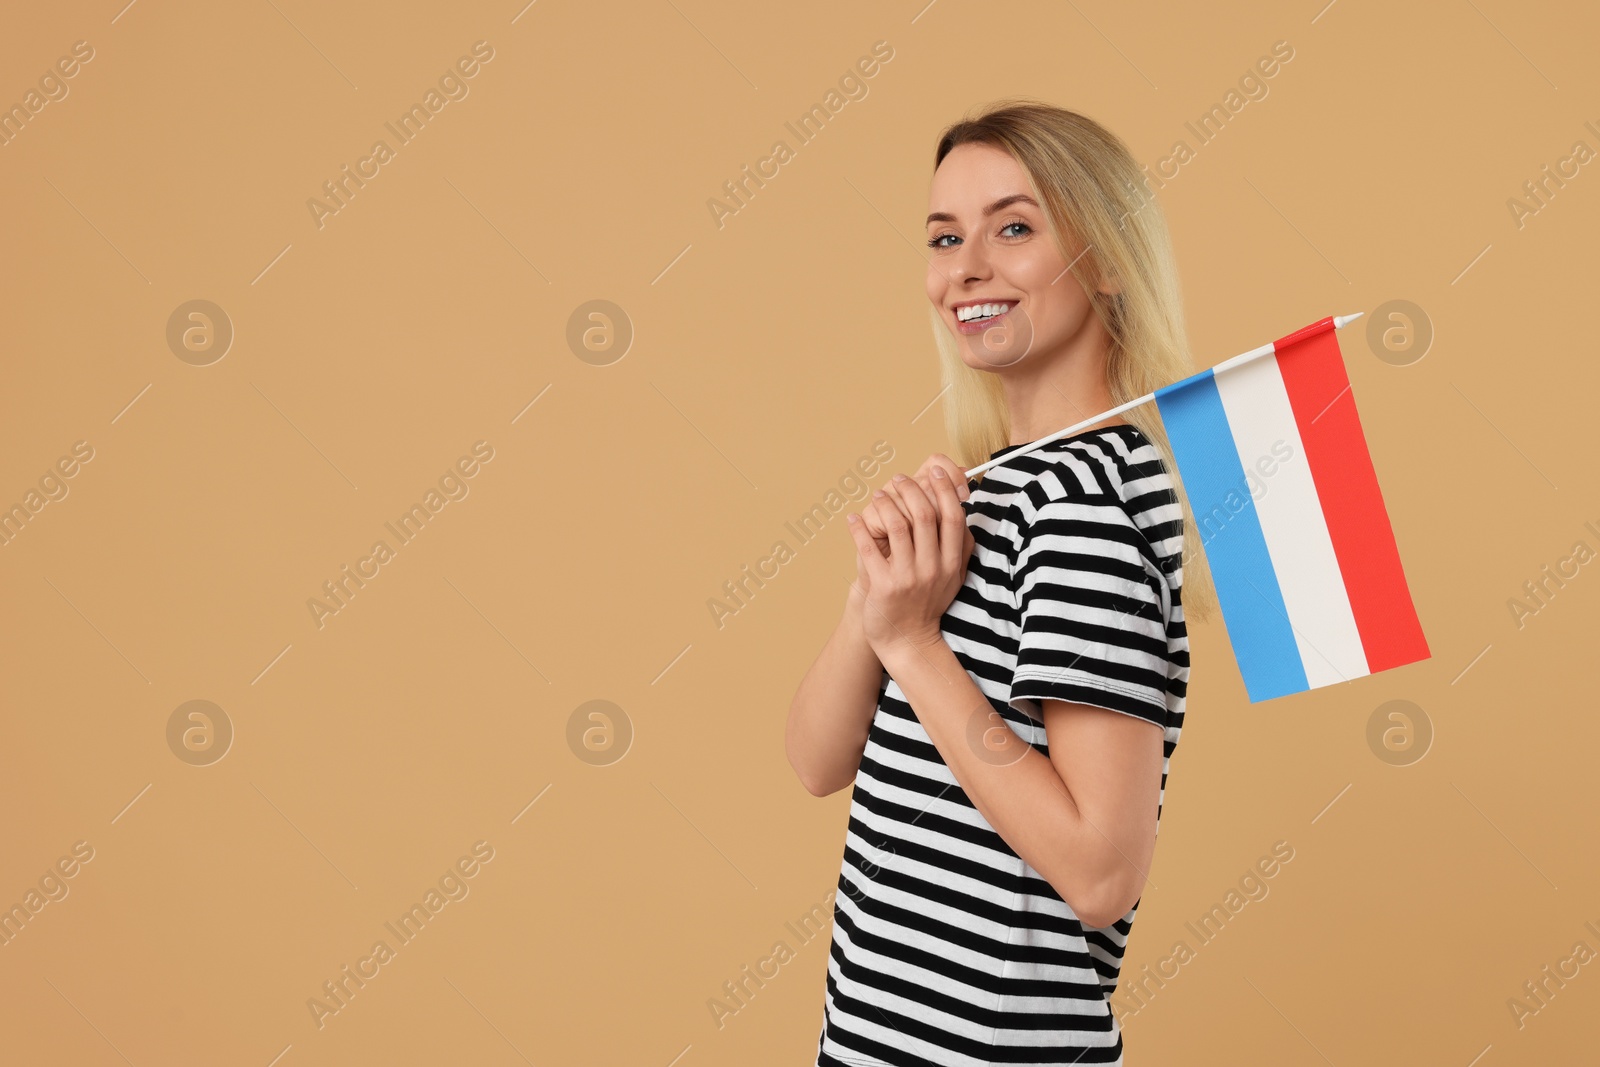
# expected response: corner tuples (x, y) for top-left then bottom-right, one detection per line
(845, 466), (974, 659)
(857, 453), (972, 548)
(856, 452), (975, 587)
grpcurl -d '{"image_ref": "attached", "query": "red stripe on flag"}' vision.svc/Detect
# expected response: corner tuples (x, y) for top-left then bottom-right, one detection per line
(1275, 327), (1430, 674)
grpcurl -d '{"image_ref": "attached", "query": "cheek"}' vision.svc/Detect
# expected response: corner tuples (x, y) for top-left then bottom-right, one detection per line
(1019, 260), (1092, 331)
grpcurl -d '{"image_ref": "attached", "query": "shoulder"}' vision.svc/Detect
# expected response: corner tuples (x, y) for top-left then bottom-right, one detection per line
(1017, 425), (1165, 513)
(1025, 426), (1183, 572)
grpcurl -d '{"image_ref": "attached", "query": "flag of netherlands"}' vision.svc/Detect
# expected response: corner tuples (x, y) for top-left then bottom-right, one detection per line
(1153, 317), (1431, 703)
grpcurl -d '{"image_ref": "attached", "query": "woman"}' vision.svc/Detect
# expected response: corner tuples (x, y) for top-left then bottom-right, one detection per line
(785, 100), (1217, 1066)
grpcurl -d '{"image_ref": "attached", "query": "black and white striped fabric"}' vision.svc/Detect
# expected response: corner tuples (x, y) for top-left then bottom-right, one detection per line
(814, 423), (1190, 1067)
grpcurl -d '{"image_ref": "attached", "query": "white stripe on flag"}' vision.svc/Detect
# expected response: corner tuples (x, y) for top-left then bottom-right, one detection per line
(1213, 355), (1370, 688)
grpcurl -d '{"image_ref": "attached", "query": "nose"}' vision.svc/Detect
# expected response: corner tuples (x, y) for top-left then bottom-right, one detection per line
(938, 242), (990, 293)
(952, 238), (990, 280)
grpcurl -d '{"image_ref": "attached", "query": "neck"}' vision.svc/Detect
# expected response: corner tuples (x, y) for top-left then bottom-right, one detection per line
(999, 316), (1118, 445)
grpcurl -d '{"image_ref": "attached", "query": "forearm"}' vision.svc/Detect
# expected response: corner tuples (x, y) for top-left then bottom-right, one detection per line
(878, 635), (1135, 927)
(785, 588), (885, 796)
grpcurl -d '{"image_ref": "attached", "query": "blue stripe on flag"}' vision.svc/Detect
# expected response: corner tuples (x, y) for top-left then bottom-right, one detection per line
(1154, 370), (1308, 701)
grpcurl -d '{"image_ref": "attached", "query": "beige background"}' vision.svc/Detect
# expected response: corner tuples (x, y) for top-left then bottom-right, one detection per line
(2, 1), (1596, 1064)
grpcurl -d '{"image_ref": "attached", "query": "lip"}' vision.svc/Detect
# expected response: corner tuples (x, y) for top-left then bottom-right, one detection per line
(950, 299), (1018, 334)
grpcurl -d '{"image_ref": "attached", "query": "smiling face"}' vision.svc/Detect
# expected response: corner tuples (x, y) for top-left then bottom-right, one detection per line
(925, 141), (1114, 372)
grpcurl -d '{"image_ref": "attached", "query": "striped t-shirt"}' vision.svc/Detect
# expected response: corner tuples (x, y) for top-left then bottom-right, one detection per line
(814, 422), (1190, 1067)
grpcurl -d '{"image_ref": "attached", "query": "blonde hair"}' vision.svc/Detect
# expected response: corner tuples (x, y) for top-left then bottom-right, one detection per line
(929, 98), (1217, 620)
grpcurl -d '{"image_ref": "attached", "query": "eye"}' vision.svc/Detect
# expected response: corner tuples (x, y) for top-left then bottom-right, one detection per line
(926, 218), (1033, 249)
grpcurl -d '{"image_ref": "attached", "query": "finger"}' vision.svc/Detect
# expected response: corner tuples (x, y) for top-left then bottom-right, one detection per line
(845, 512), (888, 585)
(885, 475), (940, 567)
(888, 474), (939, 530)
(872, 488), (917, 583)
(864, 516), (894, 564)
(917, 466), (969, 520)
(924, 465), (954, 523)
(867, 491), (910, 542)
(915, 471), (954, 515)
(878, 478), (917, 519)
(863, 478), (910, 538)
(872, 505), (904, 549)
(929, 467), (967, 575)
(859, 499), (890, 552)
(884, 477), (941, 589)
(911, 459), (945, 508)
(927, 453), (971, 501)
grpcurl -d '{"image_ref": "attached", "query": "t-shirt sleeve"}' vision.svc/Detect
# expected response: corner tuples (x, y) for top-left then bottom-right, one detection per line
(1007, 493), (1173, 728)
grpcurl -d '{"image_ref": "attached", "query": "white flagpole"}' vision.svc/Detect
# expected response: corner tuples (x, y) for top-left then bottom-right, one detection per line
(961, 312), (1365, 480)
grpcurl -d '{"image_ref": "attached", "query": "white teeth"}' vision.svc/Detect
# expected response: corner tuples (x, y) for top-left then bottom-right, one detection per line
(958, 302), (1011, 322)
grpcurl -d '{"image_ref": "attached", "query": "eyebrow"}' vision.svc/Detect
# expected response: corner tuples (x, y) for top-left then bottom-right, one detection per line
(926, 193), (1039, 227)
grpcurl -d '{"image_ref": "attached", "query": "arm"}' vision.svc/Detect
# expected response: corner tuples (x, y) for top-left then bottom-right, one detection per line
(845, 467), (1166, 929)
(784, 581), (885, 797)
(878, 634), (1163, 928)
(785, 456), (970, 798)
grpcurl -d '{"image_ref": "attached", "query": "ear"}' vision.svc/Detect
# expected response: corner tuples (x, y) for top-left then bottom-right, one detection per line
(1096, 272), (1122, 297)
